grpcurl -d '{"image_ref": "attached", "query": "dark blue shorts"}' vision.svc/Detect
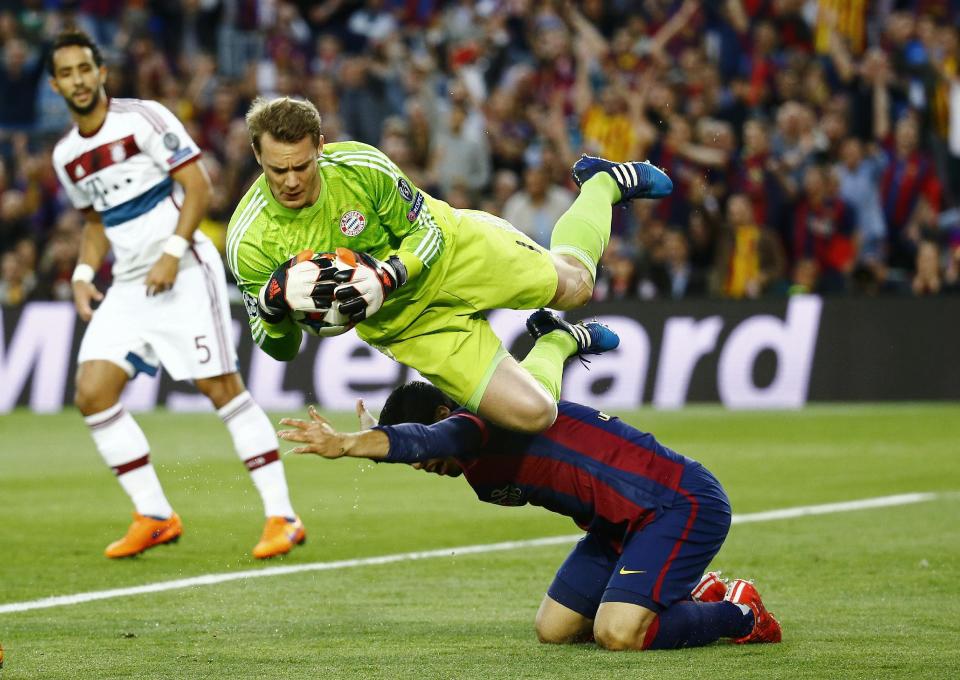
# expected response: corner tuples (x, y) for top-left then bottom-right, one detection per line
(546, 462), (731, 617)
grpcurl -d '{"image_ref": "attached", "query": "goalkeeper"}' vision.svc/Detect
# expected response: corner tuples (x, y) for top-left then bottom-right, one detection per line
(227, 97), (672, 433)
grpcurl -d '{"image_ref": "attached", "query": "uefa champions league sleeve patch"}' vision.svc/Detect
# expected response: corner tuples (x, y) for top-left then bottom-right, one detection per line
(242, 290), (259, 319)
(340, 210), (367, 236)
(397, 177), (414, 202)
(163, 132), (181, 150)
(406, 192), (424, 222)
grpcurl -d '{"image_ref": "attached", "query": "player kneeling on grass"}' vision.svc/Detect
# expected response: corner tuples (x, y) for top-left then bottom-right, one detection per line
(278, 325), (781, 651)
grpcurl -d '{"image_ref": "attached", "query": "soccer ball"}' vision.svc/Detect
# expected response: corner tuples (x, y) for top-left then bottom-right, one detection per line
(292, 306), (352, 337)
(290, 251), (355, 337)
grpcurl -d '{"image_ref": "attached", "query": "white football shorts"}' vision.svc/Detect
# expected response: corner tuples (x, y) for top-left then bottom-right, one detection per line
(78, 241), (238, 381)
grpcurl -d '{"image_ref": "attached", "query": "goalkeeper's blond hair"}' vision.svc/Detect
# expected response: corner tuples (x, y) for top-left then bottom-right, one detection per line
(245, 97), (323, 153)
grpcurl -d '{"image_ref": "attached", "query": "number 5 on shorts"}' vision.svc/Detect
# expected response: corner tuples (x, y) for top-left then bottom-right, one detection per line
(195, 335), (211, 364)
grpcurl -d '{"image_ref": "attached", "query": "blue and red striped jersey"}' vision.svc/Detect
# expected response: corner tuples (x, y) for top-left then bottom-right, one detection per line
(378, 401), (694, 544)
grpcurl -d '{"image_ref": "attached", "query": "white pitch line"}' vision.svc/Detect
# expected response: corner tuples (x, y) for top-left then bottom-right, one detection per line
(0, 491), (942, 615)
(731, 491), (939, 524)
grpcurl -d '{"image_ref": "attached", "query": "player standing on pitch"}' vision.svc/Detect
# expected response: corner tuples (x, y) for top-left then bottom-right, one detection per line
(228, 97), (672, 434)
(50, 31), (305, 559)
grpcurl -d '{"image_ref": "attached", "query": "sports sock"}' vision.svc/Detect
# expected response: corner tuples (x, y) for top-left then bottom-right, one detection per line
(85, 403), (173, 518)
(218, 391), (295, 518)
(641, 601), (755, 650)
(550, 173), (619, 277)
(520, 331), (578, 401)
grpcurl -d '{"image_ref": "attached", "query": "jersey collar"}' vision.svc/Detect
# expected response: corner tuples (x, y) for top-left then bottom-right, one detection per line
(262, 160), (328, 221)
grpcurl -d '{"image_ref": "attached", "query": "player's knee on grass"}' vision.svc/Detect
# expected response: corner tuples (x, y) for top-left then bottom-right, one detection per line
(549, 255), (594, 310)
(593, 602), (657, 651)
(535, 596), (593, 644)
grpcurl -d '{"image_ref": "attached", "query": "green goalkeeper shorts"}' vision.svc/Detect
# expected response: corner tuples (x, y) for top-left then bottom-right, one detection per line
(370, 209), (559, 410)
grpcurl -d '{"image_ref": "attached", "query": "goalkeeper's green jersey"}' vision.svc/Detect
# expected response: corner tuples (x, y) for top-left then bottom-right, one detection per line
(226, 141), (458, 360)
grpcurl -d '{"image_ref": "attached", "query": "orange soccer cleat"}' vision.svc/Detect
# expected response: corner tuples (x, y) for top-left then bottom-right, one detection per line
(724, 579), (783, 644)
(252, 516), (306, 559)
(691, 571), (728, 602)
(104, 512), (182, 558)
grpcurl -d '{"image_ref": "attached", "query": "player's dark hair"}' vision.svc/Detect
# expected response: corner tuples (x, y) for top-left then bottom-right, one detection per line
(48, 30), (104, 76)
(246, 96), (323, 153)
(379, 382), (457, 427)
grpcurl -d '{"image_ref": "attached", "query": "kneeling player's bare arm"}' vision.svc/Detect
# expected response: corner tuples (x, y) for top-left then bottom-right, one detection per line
(278, 406), (390, 459)
(279, 405), (485, 463)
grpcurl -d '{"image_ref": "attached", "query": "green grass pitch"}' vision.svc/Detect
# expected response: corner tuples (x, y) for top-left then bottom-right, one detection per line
(1, 404), (959, 679)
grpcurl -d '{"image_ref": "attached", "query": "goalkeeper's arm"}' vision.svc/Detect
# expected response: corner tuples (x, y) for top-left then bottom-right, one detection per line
(241, 290), (302, 362)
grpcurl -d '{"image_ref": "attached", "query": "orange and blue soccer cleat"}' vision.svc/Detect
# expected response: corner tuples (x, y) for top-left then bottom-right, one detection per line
(691, 571), (728, 602)
(104, 512), (182, 558)
(724, 578), (782, 644)
(252, 516), (306, 559)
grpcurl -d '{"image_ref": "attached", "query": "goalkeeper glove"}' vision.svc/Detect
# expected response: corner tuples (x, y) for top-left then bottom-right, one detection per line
(257, 249), (337, 323)
(333, 247), (408, 323)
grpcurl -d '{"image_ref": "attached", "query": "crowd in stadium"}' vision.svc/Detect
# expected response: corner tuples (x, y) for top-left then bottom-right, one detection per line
(2, 0), (960, 308)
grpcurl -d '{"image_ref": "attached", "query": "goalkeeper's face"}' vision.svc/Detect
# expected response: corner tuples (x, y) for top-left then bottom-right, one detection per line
(256, 132), (324, 209)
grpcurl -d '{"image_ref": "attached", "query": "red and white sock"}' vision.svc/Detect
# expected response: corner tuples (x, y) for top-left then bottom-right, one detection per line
(218, 392), (295, 519)
(85, 403), (173, 518)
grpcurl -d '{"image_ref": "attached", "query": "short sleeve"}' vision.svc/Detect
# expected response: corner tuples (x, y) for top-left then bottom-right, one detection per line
(135, 101), (202, 173)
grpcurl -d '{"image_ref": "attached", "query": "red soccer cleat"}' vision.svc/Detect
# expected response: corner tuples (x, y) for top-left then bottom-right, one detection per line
(691, 571), (728, 602)
(724, 579), (782, 644)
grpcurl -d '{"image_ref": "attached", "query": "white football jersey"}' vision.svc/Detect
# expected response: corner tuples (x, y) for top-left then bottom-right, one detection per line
(53, 98), (209, 282)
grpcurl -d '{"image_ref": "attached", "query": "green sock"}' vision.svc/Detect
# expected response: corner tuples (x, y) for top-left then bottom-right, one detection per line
(520, 332), (578, 401)
(550, 173), (618, 276)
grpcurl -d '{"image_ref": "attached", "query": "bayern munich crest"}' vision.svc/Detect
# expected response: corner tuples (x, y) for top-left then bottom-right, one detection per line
(339, 210), (367, 236)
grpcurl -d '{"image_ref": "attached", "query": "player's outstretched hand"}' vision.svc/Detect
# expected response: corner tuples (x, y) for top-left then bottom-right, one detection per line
(72, 280), (104, 322)
(145, 254), (179, 296)
(278, 405), (348, 458)
(332, 248), (407, 323)
(356, 399), (378, 429)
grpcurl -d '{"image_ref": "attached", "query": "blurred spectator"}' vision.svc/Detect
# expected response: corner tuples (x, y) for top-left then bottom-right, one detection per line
(792, 165), (855, 293)
(880, 114), (942, 272)
(34, 229), (78, 301)
(912, 237), (942, 296)
(714, 193), (786, 299)
(487, 169), (519, 216)
(428, 101), (490, 201)
(0, 36), (46, 131)
(0, 250), (33, 306)
(339, 56), (394, 145)
(836, 137), (887, 271)
(593, 236), (638, 302)
(502, 166), (573, 247)
(0, 189), (29, 252)
(648, 229), (708, 300)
